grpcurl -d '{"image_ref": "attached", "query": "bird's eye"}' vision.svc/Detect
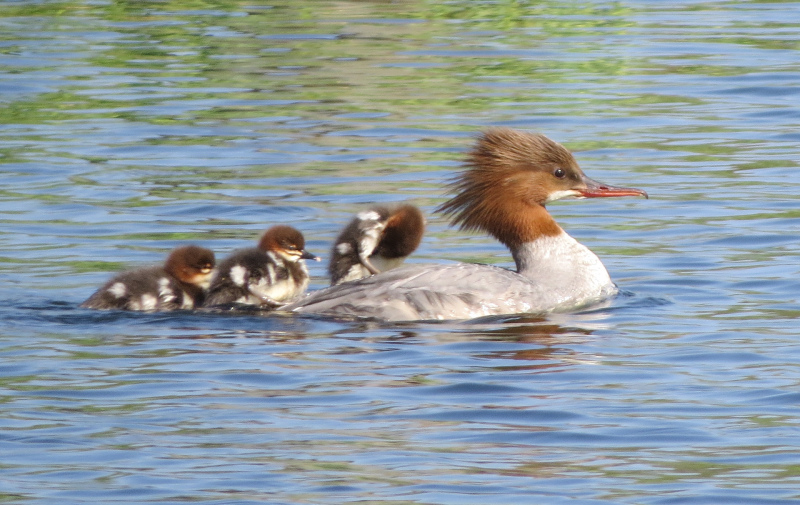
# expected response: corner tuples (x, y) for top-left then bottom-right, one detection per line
(554, 168), (566, 179)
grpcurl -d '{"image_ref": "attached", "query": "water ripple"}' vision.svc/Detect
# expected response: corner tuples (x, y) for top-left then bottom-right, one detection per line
(2, 1), (800, 504)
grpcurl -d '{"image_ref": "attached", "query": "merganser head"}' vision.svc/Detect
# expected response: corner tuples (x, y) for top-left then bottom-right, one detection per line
(165, 245), (216, 289)
(259, 225), (319, 263)
(437, 128), (647, 248)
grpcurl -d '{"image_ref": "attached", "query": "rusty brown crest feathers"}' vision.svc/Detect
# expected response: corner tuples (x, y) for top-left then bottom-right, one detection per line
(436, 128), (572, 248)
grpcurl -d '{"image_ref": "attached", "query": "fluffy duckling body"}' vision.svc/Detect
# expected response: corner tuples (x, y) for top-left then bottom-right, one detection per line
(81, 245), (215, 311)
(204, 225), (317, 308)
(329, 204), (424, 285)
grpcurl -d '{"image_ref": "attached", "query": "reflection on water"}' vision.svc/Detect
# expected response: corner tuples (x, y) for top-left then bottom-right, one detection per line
(2, 1), (800, 503)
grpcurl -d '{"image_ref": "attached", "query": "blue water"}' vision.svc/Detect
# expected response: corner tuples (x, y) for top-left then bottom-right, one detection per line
(2, 1), (800, 503)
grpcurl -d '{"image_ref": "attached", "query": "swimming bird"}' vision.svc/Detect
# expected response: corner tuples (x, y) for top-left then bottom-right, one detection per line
(81, 245), (215, 311)
(204, 225), (318, 308)
(282, 128), (647, 322)
(328, 204), (425, 285)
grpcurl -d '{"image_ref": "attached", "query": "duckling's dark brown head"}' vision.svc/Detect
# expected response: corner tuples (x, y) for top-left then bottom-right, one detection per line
(165, 245), (215, 288)
(259, 225), (318, 263)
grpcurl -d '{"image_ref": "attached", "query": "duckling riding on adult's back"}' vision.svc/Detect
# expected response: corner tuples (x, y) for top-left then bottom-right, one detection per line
(283, 128), (647, 322)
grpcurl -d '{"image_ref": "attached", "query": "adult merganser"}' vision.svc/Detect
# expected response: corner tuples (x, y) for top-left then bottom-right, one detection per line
(328, 204), (425, 285)
(81, 245), (215, 311)
(204, 225), (318, 308)
(282, 128), (647, 322)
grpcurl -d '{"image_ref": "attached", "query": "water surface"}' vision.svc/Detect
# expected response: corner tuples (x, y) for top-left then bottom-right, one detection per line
(2, 1), (800, 503)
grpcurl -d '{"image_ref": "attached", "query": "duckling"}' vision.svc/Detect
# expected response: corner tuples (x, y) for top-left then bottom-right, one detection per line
(328, 204), (424, 285)
(204, 225), (318, 307)
(81, 245), (215, 311)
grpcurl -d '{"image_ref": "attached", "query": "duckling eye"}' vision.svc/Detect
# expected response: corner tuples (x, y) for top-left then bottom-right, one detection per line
(554, 168), (566, 179)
